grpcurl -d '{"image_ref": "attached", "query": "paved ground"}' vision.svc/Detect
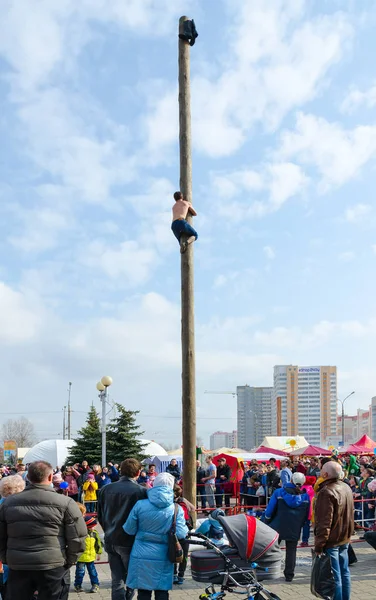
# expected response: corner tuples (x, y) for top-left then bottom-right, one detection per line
(69, 539), (376, 599)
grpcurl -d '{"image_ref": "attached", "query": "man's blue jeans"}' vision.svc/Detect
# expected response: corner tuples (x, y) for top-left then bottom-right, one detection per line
(325, 544), (350, 600)
(74, 561), (99, 587)
(302, 519), (310, 543)
(171, 219), (198, 242)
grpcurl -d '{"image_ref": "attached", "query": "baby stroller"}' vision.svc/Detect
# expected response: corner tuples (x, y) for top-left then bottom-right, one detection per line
(189, 513), (282, 599)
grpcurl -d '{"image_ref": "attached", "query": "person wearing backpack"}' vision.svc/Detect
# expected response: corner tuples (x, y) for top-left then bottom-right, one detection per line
(173, 485), (194, 585)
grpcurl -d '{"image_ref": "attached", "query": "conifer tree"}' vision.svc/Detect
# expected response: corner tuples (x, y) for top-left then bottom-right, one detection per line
(107, 403), (146, 463)
(67, 405), (102, 465)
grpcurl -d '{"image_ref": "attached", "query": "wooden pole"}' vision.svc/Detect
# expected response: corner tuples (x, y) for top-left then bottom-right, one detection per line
(179, 15), (196, 510)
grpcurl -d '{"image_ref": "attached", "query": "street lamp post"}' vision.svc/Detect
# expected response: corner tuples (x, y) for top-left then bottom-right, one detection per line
(338, 391), (355, 447)
(96, 376), (113, 467)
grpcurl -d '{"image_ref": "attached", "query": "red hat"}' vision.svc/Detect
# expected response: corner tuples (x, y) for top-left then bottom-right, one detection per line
(305, 476), (317, 486)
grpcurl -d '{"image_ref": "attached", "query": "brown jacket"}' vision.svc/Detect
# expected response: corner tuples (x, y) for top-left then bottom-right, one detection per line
(314, 478), (354, 553)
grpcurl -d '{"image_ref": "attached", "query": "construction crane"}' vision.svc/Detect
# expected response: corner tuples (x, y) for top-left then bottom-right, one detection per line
(204, 391), (237, 398)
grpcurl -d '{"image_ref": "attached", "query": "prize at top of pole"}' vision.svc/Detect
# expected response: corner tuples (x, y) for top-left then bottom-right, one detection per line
(179, 16), (198, 47)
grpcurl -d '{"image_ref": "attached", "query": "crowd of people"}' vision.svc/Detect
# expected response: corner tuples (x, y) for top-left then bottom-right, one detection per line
(0, 452), (375, 599)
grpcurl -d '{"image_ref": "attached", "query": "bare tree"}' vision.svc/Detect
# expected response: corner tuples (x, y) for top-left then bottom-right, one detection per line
(1, 417), (37, 448)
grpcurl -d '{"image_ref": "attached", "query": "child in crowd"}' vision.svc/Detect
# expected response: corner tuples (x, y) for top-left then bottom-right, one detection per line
(77, 502), (87, 516)
(137, 470), (150, 487)
(148, 464), (158, 487)
(196, 508), (226, 546)
(82, 474), (98, 513)
(300, 475), (316, 546)
(74, 516), (102, 593)
(173, 485), (194, 585)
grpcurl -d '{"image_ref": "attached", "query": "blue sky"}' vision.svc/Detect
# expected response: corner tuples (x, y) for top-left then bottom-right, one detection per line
(1, 0), (376, 448)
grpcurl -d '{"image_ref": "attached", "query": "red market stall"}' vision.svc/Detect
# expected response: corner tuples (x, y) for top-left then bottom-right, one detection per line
(345, 434), (376, 454)
(289, 444), (332, 457)
(212, 452), (283, 502)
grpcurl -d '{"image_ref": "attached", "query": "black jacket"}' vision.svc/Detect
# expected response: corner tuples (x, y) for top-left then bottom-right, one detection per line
(166, 464), (181, 481)
(267, 468), (280, 491)
(216, 465), (231, 482)
(196, 466), (206, 485)
(0, 484), (86, 570)
(97, 476), (147, 548)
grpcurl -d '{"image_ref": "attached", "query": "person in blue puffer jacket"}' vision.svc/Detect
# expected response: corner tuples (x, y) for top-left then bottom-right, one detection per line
(123, 472), (188, 600)
(263, 472), (309, 583)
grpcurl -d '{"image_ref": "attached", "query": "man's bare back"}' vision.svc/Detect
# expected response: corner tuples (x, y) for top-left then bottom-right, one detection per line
(172, 199), (193, 221)
(171, 191), (198, 253)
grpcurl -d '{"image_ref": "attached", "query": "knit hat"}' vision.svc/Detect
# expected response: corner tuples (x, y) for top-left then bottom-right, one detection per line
(85, 515), (97, 529)
(87, 473), (95, 480)
(209, 508), (225, 522)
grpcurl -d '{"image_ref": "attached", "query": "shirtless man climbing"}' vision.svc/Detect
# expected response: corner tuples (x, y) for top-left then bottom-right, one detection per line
(171, 191), (198, 253)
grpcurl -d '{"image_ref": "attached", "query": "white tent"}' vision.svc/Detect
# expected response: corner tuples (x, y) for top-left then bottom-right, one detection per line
(23, 440), (74, 467)
(140, 440), (168, 457)
(260, 436), (309, 451)
(143, 455), (183, 473)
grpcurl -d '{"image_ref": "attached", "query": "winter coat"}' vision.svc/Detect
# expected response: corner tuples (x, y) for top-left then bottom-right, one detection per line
(196, 466), (206, 485)
(82, 480), (98, 501)
(307, 466), (320, 478)
(301, 484), (315, 520)
(97, 477), (147, 548)
(196, 518), (224, 542)
(0, 484), (86, 570)
(314, 478), (354, 553)
(77, 529), (103, 563)
(360, 476), (374, 499)
(280, 467), (292, 486)
(108, 466), (119, 482)
(348, 455), (360, 476)
(166, 464), (181, 481)
(123, 485), (188, 591)
(97, 474), (111, 489)
(64, 469), (80, 496)
(264, 483), (310, 542)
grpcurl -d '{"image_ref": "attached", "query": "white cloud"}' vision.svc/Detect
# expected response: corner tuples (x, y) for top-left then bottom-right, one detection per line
(278, 113), (376, 190)
(81, 240), (158, 285)
(8, 197), (71, 254)
(341, 83), (376, 114)
(213, 162), (308, 221)
(263, 246), (276, 260)
(0, 1), (194, 90)
(253, 318), (376, 350)
(0, 282), (42, 343)
(214, 274), (227, 288)
(338, 251), (355, 262)
(344, 203), (372, 223)
(145, 2), (352, 158)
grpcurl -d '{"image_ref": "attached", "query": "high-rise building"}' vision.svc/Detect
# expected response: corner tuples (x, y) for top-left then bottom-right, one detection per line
(371, 397), (376, 441)
(272, 365), (337, 446)
(237, 385), (273, 451)
(337, 410), (371, 445)
(209, 430), (238, 450)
